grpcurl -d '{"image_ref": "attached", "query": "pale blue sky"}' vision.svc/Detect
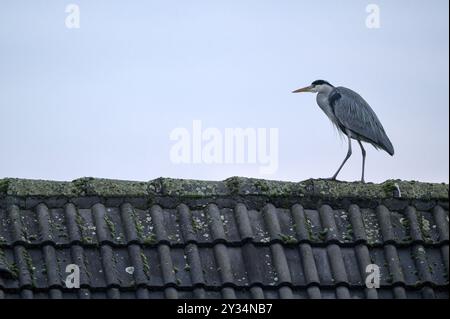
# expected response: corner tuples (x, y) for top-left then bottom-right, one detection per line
(0, 0), (448, 183)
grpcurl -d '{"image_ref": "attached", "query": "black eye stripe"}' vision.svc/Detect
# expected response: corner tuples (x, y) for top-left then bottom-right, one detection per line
(312, 80), (333, 87)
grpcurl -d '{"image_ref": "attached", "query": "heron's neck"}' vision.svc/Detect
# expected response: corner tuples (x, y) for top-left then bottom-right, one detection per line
(316, 85), (334, 111)
(316, 85), (338, 124)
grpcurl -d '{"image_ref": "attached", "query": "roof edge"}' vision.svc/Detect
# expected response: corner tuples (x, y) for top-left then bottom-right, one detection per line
(0, 177), (448, 200)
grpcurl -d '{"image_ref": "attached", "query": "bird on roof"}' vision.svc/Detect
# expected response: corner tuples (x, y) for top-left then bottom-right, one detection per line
(293, 80), (394, 183)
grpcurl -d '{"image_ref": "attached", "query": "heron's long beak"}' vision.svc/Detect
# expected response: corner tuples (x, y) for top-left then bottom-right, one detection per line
(292, 86), (313, 93)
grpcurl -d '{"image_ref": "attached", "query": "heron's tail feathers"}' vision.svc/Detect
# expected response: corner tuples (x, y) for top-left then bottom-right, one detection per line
(381, 138), (395, 156)
(372, 135), (394, 156)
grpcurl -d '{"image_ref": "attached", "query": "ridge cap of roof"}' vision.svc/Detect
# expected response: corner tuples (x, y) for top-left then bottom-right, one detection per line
(0, 177), (448, 200)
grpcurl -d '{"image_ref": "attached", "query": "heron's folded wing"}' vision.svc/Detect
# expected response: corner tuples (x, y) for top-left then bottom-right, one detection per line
(331, 87), (394, 155)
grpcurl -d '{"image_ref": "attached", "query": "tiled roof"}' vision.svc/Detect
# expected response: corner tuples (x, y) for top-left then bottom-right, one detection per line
(0, 177), (448, 299)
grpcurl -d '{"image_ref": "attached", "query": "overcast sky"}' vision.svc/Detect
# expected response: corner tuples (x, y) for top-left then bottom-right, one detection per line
(0, 0), (448, 183)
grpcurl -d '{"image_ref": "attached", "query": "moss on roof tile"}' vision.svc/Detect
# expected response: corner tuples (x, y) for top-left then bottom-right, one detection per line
(0, 177), (448, 201)
(1, 178), (77, 197)
(0, 179), (9, 194)
(73, 177), (149, 197)
(150, 178), (228, 197)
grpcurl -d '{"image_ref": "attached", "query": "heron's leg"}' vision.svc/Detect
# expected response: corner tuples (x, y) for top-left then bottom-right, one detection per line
(330, 135), (352, 180)
(358, 140), (366, 183)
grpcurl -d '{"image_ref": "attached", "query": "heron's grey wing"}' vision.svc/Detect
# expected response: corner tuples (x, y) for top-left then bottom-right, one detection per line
(330, 87), (394, 155)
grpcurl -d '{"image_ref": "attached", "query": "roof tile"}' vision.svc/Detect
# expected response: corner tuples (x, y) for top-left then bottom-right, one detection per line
(0, 177), (448, 299)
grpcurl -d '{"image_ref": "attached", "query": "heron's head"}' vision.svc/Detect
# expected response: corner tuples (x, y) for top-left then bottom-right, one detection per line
(292, 80), (334, 94)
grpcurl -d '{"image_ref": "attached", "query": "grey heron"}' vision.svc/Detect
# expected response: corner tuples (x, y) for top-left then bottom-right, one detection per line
(293, 80), (394, 183)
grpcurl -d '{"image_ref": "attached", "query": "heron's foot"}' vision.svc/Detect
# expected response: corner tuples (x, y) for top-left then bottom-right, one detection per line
(361, 178), (366, 183)
(324, 176), (337, 181)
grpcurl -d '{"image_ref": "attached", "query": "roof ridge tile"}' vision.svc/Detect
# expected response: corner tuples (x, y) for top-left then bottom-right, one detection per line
(1, 177), (448, 201)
